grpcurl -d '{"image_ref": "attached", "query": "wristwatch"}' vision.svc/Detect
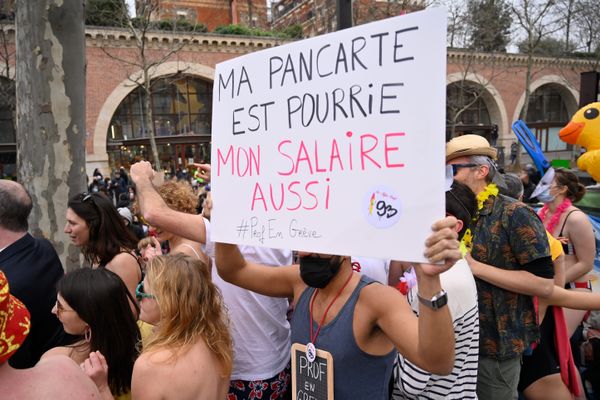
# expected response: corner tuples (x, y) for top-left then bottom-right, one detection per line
(417, 290), (448, 311)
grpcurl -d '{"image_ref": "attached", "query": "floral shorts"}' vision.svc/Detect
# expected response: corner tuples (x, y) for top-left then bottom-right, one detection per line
(228, 364), (291, 400)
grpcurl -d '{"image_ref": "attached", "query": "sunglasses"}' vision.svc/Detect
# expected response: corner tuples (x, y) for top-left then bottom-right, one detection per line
(55, 299), (75, 315)
(450, 163), (478, 176)
(81, 192), (93, 202)
(136, 282), (156, 301)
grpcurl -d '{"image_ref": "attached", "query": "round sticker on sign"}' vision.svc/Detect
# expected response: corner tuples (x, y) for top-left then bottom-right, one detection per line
(363, 186), (402, 229)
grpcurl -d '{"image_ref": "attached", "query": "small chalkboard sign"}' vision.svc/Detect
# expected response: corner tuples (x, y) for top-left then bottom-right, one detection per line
(291, 343), (334, 400)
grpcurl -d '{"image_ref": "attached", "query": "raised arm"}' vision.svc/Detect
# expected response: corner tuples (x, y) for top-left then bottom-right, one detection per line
(215, 242), (301, 298)
(376, 217), (460, 375)
(130, 161), (206, 244)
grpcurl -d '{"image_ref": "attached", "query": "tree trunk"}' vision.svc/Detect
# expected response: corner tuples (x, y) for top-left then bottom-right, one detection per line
(520, 52), (534, 121)
(564, 0), (574, 53)
(143, 69), (161, 170)
(16, 0), (86, 271)
(515, 51), (535, 169)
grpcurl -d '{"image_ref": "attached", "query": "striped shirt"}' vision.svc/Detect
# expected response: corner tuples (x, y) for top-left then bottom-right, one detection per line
(392, 259), (479, 399)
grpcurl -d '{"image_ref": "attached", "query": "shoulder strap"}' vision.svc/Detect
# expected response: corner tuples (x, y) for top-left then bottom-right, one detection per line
(178, 243), (201, 260)
(558, 210), (580, 237)
(119, 250), (143, 278)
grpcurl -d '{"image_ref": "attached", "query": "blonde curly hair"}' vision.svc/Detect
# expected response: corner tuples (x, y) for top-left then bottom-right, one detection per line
(157, 180), (198, 214)
(144, 253), (233, 376)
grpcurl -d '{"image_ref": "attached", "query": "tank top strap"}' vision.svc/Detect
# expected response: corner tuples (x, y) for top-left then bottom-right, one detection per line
(319, 274), (378, 329)
(348, 275), (377, 304)
(118, 250), (144, 279)
(295, 274), (377, 315)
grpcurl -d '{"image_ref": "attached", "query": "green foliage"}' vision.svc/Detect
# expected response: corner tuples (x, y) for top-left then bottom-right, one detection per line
(214, 23), (303, 39)
(154, 19), (207, 33)
(518, 37), (570, 57)
(280, 24), (303, 39)
(85, 0), (128, 27)
(568, 50), (600, 59)
(467, 0), (511, 52)
(214, 24), (272, 37)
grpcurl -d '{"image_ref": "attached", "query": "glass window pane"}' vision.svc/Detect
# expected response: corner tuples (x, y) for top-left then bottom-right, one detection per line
(154, 116), (177, 136)
(152, 90), (173, 114)
(130, 90), (146, 115)
(446, 83), (490, 125)
(547, 127), (567, 151)
(526, 85), (569, 123)
(107, 75), (214, 142)
(132, 116), (148, 139)
(189, 113), (211, 134)
(0, 118), (15, 143)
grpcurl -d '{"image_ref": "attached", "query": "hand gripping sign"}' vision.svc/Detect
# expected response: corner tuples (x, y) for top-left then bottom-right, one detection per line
(211, 8), (447, 263)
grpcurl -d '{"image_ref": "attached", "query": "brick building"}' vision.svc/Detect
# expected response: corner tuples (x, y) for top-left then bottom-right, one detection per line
(145, 0), (269, 31)
(0, 21), (598, 178)
(271, 0), (425, 36)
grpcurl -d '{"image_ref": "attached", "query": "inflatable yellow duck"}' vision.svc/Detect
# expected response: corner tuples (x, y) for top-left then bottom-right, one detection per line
(559, 102), (600, 182)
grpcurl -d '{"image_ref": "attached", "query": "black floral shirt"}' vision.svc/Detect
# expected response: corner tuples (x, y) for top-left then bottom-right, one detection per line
(471, 194), (551, 360)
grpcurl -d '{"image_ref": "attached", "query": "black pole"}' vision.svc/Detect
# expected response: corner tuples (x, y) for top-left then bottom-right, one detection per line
(336, 0), (352, 30)
(579, 71), (600, 107)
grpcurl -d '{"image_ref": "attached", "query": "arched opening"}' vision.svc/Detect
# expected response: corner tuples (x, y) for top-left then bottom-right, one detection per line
(0, 76), (15, 179)
(446, 81), (496, 144)
(447, 82), (491, 125)
(106, 74), (212, 174)
(524, 83), (572, 154)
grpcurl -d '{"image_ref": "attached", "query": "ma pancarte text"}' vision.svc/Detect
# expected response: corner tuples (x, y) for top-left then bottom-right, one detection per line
(216, 26), (418, 213)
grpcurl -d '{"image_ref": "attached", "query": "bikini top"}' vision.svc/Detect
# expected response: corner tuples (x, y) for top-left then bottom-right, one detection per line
(558, 210), (580, 255)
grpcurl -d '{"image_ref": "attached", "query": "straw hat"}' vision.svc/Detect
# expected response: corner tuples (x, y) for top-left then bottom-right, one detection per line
(0, 271), (31, 364)
(446, 134), (498, 162)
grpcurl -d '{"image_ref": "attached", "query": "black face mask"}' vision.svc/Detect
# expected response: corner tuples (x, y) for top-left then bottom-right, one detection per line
(299, 255), (342, 288)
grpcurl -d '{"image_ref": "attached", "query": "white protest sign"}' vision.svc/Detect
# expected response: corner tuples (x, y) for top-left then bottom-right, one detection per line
(211, 8), (447, 262)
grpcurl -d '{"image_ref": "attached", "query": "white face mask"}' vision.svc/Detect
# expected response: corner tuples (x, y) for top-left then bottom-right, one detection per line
(536, 188), (555, 203)
(530, 167), (555, 201)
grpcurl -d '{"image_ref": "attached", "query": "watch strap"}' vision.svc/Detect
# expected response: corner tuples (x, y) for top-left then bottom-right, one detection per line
(417, 290), (448, 310)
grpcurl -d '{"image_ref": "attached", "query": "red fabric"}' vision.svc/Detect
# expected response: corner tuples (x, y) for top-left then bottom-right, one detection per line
(553, 306), (583, 396)
(0, 271), (31, 363)
(572, 281), (592, 290)
(396, 281), (408, 295)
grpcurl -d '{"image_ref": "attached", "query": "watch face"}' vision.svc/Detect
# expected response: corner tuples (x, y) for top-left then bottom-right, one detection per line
(433, 292), (448, 309)
(418, 290), (448, 310)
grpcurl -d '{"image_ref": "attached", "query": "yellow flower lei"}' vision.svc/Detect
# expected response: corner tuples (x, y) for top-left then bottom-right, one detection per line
(461, 183), (498, 252)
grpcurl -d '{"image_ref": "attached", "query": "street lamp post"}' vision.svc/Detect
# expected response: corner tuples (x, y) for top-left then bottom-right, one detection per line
(336, 0), (352, 30)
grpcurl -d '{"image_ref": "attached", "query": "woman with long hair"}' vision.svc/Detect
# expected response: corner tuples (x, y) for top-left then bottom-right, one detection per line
(85, 253), (233, 399)
(42, 268), (141, 399)
(537, 168), (596, 336)
(65, 192), (142, 298)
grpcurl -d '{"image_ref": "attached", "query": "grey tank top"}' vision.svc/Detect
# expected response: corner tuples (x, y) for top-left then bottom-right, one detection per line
(290, 275), (396, 399)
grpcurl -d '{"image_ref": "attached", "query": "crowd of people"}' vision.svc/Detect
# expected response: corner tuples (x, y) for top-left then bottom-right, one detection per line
(1, 134), (600, 399)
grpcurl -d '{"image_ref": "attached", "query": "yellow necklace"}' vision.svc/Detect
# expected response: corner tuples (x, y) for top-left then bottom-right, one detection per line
(461, 183), (498, 252)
